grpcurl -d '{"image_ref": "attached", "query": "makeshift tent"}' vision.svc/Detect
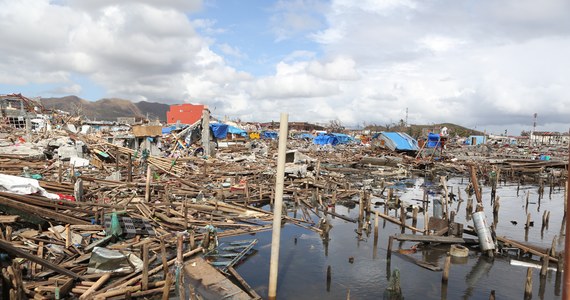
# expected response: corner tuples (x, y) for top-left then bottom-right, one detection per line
(210, 123), (229, 139)
(314, 134), (339, 146)
(465, 135), (486, 145)
(227, 125), (247, 137)
(262, 131), (278, 139)
(377, 132), (419, 152)
(331, 133), (352, 144)
(426, 133), (441, 148)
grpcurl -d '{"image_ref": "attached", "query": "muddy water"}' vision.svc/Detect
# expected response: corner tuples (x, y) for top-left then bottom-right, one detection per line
(222, 176), (565, 299)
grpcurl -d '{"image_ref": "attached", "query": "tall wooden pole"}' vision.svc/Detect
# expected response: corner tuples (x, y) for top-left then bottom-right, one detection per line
(268, 113), (288, 300)
(563, 132), (570, 299)
(201, 108), (211, 157)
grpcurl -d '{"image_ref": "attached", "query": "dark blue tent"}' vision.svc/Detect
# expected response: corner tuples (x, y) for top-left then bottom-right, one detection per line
(262, 131), (278, 139)
(210, 123), (229, 139)
(426, 133), (441, 148)
(331, 133), (352, 144)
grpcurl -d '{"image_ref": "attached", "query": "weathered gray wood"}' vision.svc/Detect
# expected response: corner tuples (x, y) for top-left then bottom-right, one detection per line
(184, 257), (252, 300)
(0, 239), (84, 280)
(393, 234), (478, 244)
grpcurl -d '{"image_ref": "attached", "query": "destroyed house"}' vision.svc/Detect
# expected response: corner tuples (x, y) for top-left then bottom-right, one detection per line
(530, 131), (569, 145)
(0, 93), (42, 129)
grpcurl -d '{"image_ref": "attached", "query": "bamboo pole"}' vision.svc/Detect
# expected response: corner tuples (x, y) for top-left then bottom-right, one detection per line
(268, 113), (288, 300)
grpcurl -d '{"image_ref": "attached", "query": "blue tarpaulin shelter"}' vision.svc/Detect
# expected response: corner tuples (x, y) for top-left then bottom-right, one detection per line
(227, 125), (247, 137)
(377, 132), (419, 151)
(465, 135), (486, 145)
(331, 133), (353, 144)
(314, 134), (339, 146)
(426, 133), (441, 148)
(210, 123), (229, 139)
(262, 131), (278, 139)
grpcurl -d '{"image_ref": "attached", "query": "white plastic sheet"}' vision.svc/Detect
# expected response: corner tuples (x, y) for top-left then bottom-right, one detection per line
(0, 173), (60, 199)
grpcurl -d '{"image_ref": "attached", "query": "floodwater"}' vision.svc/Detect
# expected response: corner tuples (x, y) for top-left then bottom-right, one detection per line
(221, 175), (565, 299)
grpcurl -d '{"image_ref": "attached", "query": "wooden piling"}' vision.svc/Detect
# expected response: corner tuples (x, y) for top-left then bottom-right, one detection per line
(412, 206), (419, 233)
(387, 236), (394, 260)
(525, 267), (533, 299)
(400, 205), (406, 233)
(541, 254), (550, 277)
(326, 265), (331, 292)
(374, 212), (379, 247)
(442, 253), (451, 284)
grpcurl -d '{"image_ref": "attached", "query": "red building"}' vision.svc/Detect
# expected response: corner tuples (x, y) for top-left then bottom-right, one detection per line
(166, 103), (205, 124)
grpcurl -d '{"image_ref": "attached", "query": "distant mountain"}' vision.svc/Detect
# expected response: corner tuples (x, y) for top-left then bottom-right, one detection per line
(41, 96), (169, 122)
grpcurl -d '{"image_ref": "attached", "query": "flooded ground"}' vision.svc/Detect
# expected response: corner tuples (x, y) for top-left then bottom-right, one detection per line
(222, 175), (565, 299)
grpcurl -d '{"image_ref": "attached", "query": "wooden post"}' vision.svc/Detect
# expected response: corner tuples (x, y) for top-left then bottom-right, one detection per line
(440, 176), (449, 219)
(268, 113), (288, 300)
(442, 253), (451, 284)
(201, 108), (211, 157)
(374, 212), (379, 247)
(65, 225), (71, 249)
(160, 238), (168, 280)
(162, 271), (173, 300)
(58, 160), (62, 183)
(176, 233), (185, 300)
(145, 165), (152, 203)
(469, 165), (482, 205)
(387, 236), (394, 260)
(525, 267), (533, 299)
(115, 146), (120, 172)
(142, 243), (149, 290)
(326, 265), (331, 292)
(412, 206), (419, 233)
(541, 254), (550, 277)
(399, 205), (406, 233)
(127, 153), (132, 182)
(550, 235), (557, 257)
(424, 210), (430, 235)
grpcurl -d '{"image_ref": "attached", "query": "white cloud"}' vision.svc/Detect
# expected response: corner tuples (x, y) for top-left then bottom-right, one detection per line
(1, 0), (570, 134)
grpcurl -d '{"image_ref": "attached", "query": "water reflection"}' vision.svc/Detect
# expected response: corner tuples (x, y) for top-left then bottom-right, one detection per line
(464, 255), (494, 299)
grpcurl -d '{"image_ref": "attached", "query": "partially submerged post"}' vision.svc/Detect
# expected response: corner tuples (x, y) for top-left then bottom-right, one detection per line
(563, 136), (570, 299)
(268, 113), (288, 300)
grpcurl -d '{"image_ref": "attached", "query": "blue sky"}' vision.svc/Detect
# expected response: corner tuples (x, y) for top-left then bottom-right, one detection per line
(1, 0), (570, 134)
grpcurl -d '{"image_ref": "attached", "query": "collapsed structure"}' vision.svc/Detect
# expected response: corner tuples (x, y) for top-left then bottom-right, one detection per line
(0, 95), (568, 299)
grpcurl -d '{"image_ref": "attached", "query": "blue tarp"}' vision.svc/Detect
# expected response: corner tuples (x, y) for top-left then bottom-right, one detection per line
(314, 134), (339, 146)
(380, 132), (419, 151)
(331, 133), (353, 144)
(262, 131), (278, 139)
(426, 133), (441, 148)
(465, 135), (486, 145)
(210, 123), (229, 139)
(227, 125), (247, 137)
(162, 126), (175, 134)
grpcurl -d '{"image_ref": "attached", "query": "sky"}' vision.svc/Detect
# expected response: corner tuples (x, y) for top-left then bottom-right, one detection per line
(1, 0), (569, 135)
